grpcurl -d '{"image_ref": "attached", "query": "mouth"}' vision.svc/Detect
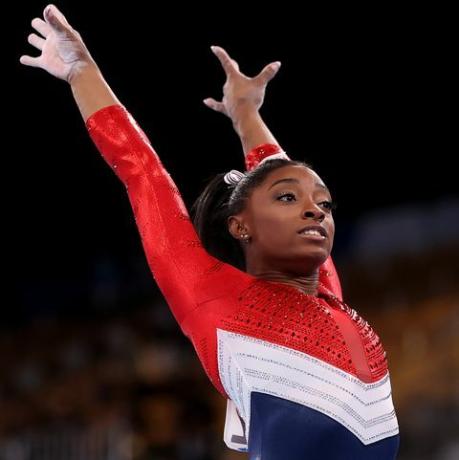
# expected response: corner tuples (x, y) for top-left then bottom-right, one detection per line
(297, 225), (328, 241)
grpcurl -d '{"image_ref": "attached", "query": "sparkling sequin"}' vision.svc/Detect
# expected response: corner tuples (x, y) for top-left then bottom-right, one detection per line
(246, 143), (286, 171)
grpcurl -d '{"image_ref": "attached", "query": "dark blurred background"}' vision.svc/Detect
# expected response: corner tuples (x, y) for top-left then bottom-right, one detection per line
(4, 1), (458, 459)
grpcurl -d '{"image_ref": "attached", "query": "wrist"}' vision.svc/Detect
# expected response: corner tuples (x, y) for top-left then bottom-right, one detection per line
(245, 143), (288, 171)
(68, 59), (99, 86)
(232, 106), (261, 135)
(69, 60), (121, 122)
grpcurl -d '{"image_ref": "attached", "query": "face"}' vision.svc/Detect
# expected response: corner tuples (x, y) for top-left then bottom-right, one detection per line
(229, 165), (335, 274)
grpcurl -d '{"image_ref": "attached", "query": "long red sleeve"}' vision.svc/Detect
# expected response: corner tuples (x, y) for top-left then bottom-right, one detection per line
(87, 105), (387, 410)
(84, 106), (398, 454)
(86, 105), (251, 331)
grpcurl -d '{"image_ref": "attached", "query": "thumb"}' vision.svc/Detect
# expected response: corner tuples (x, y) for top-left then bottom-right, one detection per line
(254, 61), (281, 86)
(203, 98), (225, 114)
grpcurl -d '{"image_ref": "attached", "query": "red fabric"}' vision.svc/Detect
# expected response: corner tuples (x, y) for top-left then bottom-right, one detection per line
(245, 143), (286, 171)
(86, 105), (388, 397)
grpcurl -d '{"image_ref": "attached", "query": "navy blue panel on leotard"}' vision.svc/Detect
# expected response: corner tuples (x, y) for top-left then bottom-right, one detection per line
(248, 392), (400, 460)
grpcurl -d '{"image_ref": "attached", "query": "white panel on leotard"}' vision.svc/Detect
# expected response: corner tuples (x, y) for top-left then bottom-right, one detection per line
(217, 329), (399, 448)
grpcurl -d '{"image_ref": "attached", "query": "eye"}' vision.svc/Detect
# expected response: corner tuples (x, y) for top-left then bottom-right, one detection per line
(276, 193), (336, 211)
(320, 200), (337, 211)
(276, 192), (296, 202)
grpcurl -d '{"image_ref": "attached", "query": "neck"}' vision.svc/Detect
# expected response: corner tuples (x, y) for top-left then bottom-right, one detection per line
(249, 269), (320, 296)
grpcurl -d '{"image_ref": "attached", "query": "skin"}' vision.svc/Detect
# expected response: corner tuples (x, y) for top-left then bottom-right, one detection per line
(203, 47), (336, 296)
(228, 165), (335, 296)
(20, 6), (334, 296)
(204, 46), (281, 155)
(20, 5), (119, 121)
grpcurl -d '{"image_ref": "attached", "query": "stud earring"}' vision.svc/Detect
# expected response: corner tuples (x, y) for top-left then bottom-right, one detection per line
(240, 233), (250, 244)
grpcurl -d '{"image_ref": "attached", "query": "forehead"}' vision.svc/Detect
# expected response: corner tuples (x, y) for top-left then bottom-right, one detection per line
(260, 165), (326, 190)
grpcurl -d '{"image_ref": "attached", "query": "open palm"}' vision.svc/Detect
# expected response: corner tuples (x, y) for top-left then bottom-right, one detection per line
(204, 46), (281, 120)
(20, 4), (92, 82)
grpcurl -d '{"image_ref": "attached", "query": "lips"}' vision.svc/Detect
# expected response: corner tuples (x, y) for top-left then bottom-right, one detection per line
(297, 225), (328, 238)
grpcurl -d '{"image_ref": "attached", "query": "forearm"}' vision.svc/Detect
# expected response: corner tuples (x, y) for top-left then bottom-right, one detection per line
(232, 106), (281, 156)
(86, 105), (251, 326)
(70, 62), (121, 122)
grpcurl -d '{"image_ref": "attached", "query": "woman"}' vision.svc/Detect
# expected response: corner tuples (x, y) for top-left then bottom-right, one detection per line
(20, 5), (400, 459)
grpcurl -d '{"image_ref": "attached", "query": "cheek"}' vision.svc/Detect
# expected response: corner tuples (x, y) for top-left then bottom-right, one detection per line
(325, 214), (335, 233)
(328, 223), (335, 239)
(254, 215), (291, 245)
(327, 220), (335, 249)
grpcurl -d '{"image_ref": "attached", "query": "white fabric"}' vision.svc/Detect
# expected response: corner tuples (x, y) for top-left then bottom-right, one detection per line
(223, 399), (248, 452)
(257, 151), (290, 165)
(218, 329), (399, 450)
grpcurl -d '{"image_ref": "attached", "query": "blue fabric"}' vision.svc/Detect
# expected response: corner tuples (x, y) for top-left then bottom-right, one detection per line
(248, 392), (400, 460)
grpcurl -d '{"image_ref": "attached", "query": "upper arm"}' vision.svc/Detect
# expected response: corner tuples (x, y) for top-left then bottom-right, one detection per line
(86, 105), (250, 326)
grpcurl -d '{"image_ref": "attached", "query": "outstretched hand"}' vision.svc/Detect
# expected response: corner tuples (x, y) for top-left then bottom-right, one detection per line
(204, 46), (281, 122)
(20, 4), (94, 82)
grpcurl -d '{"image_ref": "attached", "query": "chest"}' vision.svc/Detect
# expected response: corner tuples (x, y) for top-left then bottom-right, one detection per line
(216, 281), (387, 382)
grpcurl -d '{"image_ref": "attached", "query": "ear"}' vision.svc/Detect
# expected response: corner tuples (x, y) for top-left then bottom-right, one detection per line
(227, 215), (248, 240)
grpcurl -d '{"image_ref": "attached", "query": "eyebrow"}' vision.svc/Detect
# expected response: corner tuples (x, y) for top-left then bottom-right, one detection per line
(268, 177), (330, 193)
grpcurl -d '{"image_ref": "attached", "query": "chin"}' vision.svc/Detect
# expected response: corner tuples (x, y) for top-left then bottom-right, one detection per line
(283, 250), (329, 274)
(308, 253), (329, 267)
(300, 245), (330, 262)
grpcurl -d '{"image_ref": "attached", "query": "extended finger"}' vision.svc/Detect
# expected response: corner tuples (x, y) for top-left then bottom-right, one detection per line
(43, 4), (71, 35)
(31, 17), (51, 38)
(28, 33), (45, 51)
(19, 54), (42, 69)
(45, 4), (71, 26)
(254, 61), (281, 86)
(203, 97), (225, 114)
(231, 58), (240, 72)
(211, 46), (238, 76)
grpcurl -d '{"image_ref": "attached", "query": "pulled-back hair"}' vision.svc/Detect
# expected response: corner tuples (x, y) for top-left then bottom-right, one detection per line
(190, 158), (311, 271)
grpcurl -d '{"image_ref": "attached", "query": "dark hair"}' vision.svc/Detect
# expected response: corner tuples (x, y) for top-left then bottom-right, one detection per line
(190, 158), (311, 271)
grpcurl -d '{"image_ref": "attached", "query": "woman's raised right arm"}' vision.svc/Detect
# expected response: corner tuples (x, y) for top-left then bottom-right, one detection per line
(20, 5), (119, 121)
(20, 5), (251, 328)
(20, 4), (119, 121)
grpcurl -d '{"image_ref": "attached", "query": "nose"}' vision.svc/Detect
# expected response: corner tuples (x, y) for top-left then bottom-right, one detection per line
(303, 208), (325, 222)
